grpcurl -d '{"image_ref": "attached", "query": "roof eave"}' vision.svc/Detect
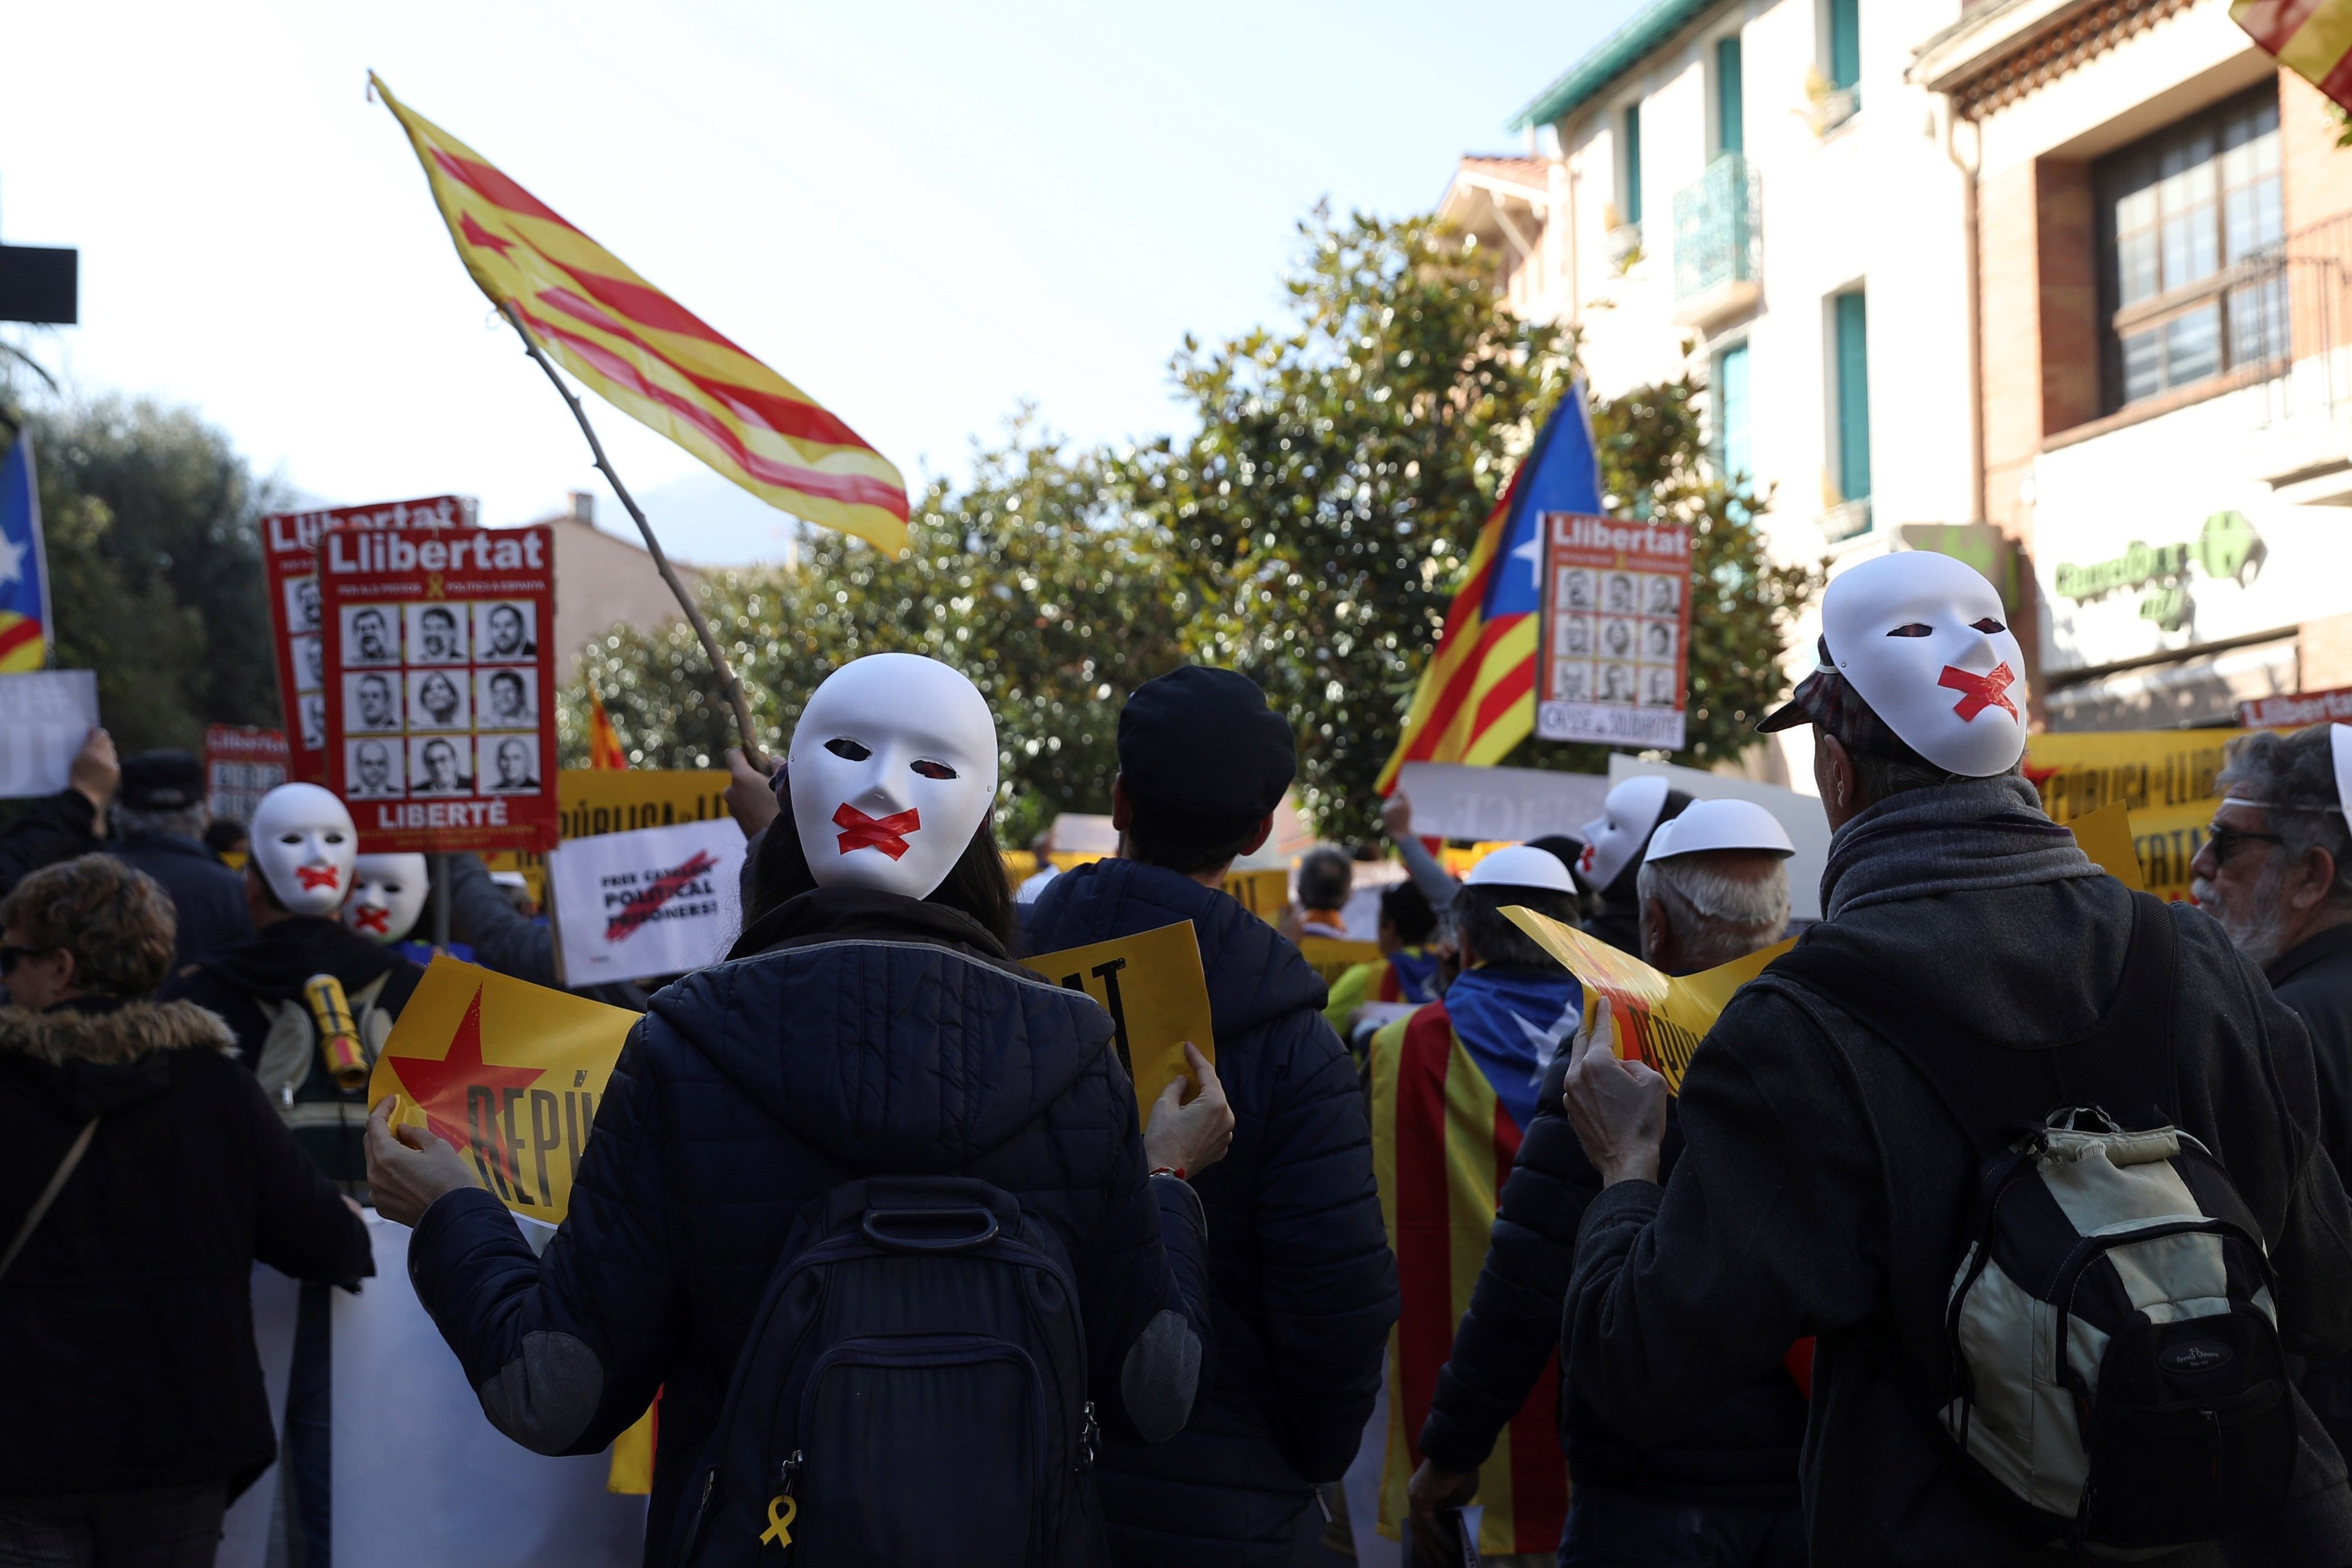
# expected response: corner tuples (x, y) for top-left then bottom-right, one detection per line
(1507, 0), (1723, 131)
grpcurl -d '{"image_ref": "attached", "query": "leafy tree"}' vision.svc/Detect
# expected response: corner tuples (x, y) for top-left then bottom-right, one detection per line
(566, 415), (1193, 843)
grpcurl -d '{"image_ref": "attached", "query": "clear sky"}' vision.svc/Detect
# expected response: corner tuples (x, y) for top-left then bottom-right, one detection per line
(2, 1), (1642, 563)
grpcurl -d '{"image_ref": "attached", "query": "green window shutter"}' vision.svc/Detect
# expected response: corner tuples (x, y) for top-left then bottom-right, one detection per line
(1717, 37), (1744, 157)
(1829, 0), (1861, 92)
(1715, 342), (1752, 483)
(1834, 292), (1871, 504)
(1623, 105), (1643, 226)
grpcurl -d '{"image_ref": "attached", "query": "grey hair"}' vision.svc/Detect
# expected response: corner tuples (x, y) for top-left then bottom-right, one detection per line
(113, 801), (211, 842)
(2217, 726), (2352, 904)
(1637, 852), (1791, 970)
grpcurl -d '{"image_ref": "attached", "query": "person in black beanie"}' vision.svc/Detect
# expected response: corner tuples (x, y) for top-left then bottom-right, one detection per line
(110, 749), (252, 968)
(1026, 665), (1400, 1566)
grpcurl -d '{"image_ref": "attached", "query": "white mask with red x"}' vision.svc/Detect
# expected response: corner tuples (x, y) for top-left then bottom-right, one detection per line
(788, 654), (1000, 900)
(1822, 551), (2028, 777)
(251, 783), (359, 917)
(345, 853), (428, 944)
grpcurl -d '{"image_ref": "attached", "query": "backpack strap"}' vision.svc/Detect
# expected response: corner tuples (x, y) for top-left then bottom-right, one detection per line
(1767, 891), (2180, 1153)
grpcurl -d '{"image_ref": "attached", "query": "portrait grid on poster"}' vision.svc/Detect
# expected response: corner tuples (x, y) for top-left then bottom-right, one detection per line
(1536, 513), (1695, 750)
(334, 597), (545, 804)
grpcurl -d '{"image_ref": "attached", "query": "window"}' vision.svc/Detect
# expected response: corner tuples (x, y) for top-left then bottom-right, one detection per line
(2097, 86), (2283, 409)
(1833, 291), (1871, 506)
(1622, 104), (1644, 228)
(1828, 0), (1860, 94)
(1716, 36), (1745, 157)
(1714, 341), (1752, 484)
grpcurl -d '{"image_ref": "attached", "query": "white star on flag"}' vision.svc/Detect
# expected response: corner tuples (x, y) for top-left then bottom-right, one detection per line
(0, 530), (25, 591)
(1511, 530), (1543, 590)
(1512, 998), (1585, 1088)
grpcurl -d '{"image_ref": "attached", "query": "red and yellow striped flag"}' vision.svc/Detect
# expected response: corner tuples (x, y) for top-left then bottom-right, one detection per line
(586, 688), (628, 770)
(1367, 1003), (1569, 1556)
(372, 74), (908, 551)
(2235, 0), (2352, 107)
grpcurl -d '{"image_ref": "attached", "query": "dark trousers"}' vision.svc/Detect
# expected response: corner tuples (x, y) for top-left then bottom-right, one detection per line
(0, 1485), (226, 1568)
(284, 1283), (333, 1567)
(1559, 1483), (1804, 1568)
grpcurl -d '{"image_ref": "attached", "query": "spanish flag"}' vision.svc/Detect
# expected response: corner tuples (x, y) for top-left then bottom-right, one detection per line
(1375, 386), (1601, 794)
(1368, 994), (1571, 1555)
(372, 75), (909, 552)
(2235, 0), (2352, 107)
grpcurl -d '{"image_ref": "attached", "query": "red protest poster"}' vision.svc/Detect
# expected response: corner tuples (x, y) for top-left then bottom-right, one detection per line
(259, 496), (476, 782)
(202, 725), (289, 824)
(1534, 513), (1694, 751)
(318, 522), (558, 854)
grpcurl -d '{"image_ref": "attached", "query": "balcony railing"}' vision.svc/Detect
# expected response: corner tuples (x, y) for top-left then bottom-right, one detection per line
(1672, 154), (1761, 329)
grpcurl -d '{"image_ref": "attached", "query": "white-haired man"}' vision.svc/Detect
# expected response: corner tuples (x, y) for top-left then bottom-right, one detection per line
(1411, 800), (1804, 1566)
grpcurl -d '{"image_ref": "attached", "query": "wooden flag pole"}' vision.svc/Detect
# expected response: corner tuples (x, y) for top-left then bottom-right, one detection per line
(498, 302), (768, 769)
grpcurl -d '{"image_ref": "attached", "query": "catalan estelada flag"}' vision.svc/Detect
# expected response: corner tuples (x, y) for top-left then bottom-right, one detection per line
(371, 75), (909, 552)
(2234, 0), (2352, 107)
(1376, 386), (1602, 793)
(0, 429), (50, 673)
(1367, 965), (1582, 1556)
(587, 687), (628, 770)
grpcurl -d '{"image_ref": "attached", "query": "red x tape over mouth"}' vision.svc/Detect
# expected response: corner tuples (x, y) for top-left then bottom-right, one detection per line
(832, 802), (921, 861)
(1937, 661), (2018, 722)
(296, 864), (342, 891)
(351, 903), (391, 933)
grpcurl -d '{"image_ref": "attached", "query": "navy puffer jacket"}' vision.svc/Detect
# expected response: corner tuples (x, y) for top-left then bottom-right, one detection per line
(405, 886), (1215, 1566)
(1025, 858), (1398, 1565)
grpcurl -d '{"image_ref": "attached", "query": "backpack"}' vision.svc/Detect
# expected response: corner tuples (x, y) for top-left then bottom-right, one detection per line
(1771, 891), (2296, 1554)
(668, 1175), (1104, 1568)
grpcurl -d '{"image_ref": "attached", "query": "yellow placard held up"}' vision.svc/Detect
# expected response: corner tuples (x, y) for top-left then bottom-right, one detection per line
(368, 955), (641, 1226)
(2024, 730), (2231, 827)
(1024, 921), (1213, 1128)
(484, 768), (736, 905)
(1297, 935), (1384, 988)
(2129, 803), (2212, 903)
(1502, 906), (1792, 1094)
(2067, 801), (2147, 892)
(1226, 868), (1289, 923)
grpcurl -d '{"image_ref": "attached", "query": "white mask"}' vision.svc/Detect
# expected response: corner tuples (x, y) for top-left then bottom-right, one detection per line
(345, 853), (429, 944)
(788, 654), (999, 900)
(251, 783), (359, 917)
(1577, 775), (1671, 892)
(1823, 552), (2028, 778)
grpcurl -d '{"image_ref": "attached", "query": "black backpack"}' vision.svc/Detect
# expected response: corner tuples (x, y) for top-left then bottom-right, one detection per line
(668, 1175), (1104, 1567)
(1771, 891), (2296, 1553)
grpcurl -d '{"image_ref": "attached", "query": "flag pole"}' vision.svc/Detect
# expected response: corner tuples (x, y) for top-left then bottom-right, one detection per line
(497, 302), (768, 770)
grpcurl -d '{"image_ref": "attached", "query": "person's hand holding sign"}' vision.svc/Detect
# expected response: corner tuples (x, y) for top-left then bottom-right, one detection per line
(1560, 996), (1668, 1188)
(1142, 1042), (1234, 1179)
(365, 1096), (483, 1227)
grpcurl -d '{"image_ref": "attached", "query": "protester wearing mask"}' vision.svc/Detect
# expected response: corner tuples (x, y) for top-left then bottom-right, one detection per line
(1556, 551), (2352, 1565)
(1575, 775), (1692, 954)
(2191, 722), (2352, 1459)
(1409, 801), (1801, 1566)
(1025, 665), (1397, 1566)
(1369, 845), (1581, 1560)
(109, 749), (251, 968)
(0, 855), (371, 1568)
(364, 653), (1231, 1565)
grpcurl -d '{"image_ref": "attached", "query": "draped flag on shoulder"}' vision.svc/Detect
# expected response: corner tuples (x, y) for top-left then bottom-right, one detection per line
(0, 428), (50, 672)
(371, 74), (909, 552)
(1376, 385), (1603, 793)
(2234, 0), (2352, 108)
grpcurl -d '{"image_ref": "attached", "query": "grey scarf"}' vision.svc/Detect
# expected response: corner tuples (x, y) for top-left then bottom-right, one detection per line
(1821, 774), (2099, 921)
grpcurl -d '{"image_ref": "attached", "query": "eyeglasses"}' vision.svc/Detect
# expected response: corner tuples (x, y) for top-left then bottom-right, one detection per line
(0, 944), (46, 977)
(2204, 823), (2286, 868)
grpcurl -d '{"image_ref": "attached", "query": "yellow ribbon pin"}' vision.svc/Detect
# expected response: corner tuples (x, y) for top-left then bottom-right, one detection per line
(759, 1495), (796, 1548)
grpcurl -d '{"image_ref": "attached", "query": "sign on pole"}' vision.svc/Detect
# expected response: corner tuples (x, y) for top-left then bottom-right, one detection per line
(259, 496), (475, 782)
(318, 521), (559, 854)
(0, 669), (97, 798)
(545, 819), (745, 986)
(203, 725), (289, 823)
(1534, 513), (1694, 750)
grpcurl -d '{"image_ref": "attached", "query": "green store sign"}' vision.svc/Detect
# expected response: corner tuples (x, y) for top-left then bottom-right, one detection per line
(2052, 511), (2264, 631)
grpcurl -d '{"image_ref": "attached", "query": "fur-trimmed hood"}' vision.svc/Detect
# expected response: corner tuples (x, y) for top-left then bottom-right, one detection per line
(0, 999), (237, 1066)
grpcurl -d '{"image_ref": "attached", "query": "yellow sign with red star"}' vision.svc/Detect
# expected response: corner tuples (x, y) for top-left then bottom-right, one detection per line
(369, 955), (639, 1226)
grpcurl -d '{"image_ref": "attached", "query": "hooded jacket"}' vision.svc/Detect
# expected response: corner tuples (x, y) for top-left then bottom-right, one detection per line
(0, 997), (374, 1499)
(1023, 858), (1398, 1566)
(109, 830), (252, 969)
(1560, 778), (2352, 1566)
(402, 886), (1215, 1567)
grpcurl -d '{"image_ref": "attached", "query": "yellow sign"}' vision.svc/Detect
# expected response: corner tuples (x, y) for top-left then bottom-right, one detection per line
(1226, 868), (1289, 922)
(484, 768), (736, 902)
(369, 955), (640, 1225)
(1503, 906), (1790, 1094)
(2130, 802), (2211, 904)
(2024, 730), (2231, 827)
(1297, 935), (1384, 988)
(2067, 801), (2146, 892)
(1024, 921), (1214, 1127)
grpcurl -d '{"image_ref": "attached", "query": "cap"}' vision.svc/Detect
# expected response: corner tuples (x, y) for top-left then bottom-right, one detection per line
(1463, 843), (1577, 893)
(1645, 798), (1796, 862)
(118, 750), (206, 813)
(1118, 667), (1297, 847)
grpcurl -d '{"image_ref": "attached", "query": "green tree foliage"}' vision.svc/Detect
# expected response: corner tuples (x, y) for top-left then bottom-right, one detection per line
(1117, 210), (1576, 840)
(566, 416), (1193, 844)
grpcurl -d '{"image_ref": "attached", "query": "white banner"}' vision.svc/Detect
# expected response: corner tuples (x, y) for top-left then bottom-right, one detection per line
(1606, 755), (1832, 922)
(0, 668), (97, 799)
(547, 818), (745, 986)
(1391, 761), (1610, 846)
